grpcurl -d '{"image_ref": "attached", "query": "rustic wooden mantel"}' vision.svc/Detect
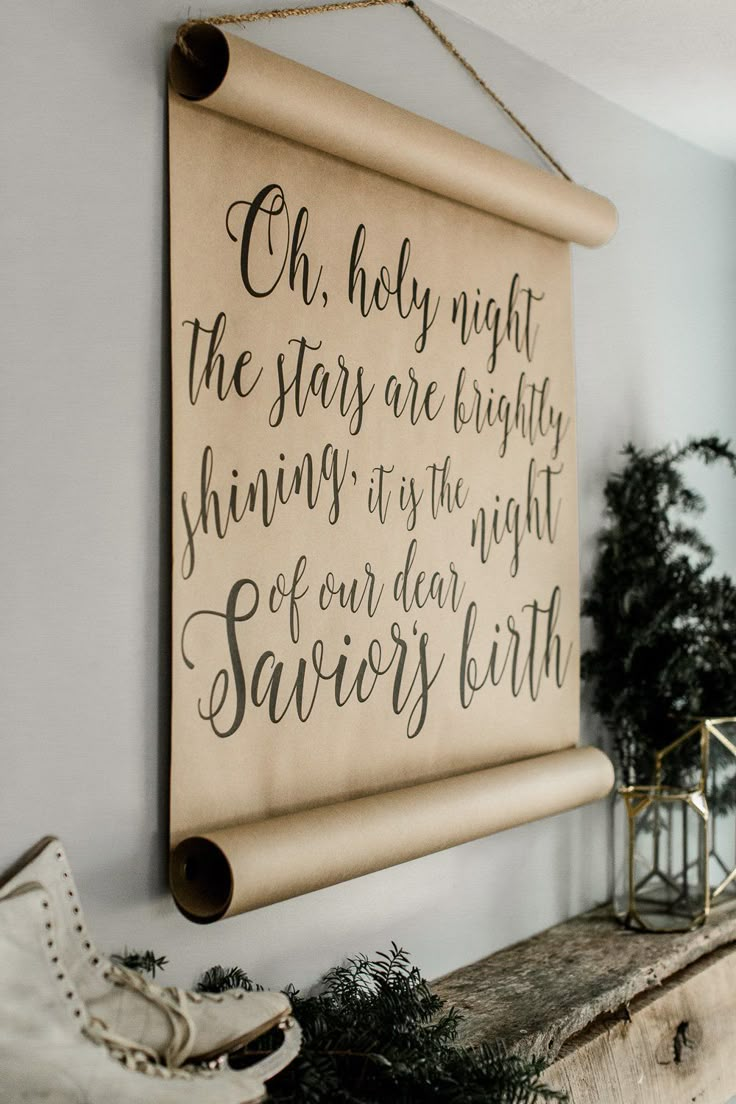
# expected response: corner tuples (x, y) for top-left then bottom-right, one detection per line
(433, 900), (736, 1103)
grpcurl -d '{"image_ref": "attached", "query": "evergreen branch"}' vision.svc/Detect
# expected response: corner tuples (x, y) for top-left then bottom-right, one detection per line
(110, 949), (168, 977)
(196, 964), (263, 992)
(202, 946), (567, 1104)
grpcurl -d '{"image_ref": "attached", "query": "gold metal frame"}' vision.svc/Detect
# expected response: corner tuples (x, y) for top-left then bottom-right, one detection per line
(618, 717), (736, 933)
(618, 783), (709, 932)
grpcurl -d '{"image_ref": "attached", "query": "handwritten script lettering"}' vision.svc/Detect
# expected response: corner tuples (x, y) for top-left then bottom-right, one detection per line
(176, 178), (575, 751)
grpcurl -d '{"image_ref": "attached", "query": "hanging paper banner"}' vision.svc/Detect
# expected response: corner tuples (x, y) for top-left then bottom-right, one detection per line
(168, 26), (616, 921)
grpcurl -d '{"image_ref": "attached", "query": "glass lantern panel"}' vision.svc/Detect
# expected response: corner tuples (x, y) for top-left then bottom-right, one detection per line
(617, 788), (708, 932)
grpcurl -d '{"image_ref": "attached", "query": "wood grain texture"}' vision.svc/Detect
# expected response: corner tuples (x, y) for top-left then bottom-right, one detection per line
(432, 900), (736, 1062)
(545, 945), (736, 1104)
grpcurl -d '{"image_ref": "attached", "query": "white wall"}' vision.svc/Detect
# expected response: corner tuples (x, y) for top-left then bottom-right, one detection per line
(2, 0), (735, 992)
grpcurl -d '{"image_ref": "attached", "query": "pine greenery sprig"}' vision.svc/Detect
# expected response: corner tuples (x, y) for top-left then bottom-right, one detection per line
(198, 942), (567, 1104)
(110, 949), (168, 977)
(582, 435), (736, 784)
(196, 965), (263, 992)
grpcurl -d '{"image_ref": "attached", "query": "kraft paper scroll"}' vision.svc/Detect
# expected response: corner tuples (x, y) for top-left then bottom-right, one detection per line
(168, 27), (616, 922)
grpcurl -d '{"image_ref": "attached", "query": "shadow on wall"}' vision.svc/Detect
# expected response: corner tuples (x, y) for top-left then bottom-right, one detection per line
(157, 75), (172, 895)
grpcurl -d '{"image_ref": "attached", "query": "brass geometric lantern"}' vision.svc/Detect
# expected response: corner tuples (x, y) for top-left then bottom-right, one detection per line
(615, 717), (736, 933)
(616, 781), (709, 932)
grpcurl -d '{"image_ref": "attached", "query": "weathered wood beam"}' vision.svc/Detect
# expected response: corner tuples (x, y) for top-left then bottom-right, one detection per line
(433, 899), (736, 1063)
(546, 945), (736, 1104)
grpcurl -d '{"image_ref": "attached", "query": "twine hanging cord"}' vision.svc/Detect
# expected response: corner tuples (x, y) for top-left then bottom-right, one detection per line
(175, 0), (572, 181)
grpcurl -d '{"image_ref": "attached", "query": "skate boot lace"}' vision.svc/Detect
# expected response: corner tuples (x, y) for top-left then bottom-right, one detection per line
(103, 962), (225, 1067)
(84, 1017), (225, 1080)
(97, 963), (300, 1080)
(107, 961), (226, 1004)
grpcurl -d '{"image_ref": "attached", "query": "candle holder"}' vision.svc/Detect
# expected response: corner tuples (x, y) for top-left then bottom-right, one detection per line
(614, 717), (736, 932)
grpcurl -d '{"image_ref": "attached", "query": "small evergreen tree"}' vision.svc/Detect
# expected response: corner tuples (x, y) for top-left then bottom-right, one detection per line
(582, 436), (736, 783)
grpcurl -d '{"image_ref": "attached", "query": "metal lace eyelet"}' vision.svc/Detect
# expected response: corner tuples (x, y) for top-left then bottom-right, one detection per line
(67, 890), (74, 898)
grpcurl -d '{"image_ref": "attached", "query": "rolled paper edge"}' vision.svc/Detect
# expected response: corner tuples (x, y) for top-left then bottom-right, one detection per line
(168, 27), (617, 249)
(170, 835), (234, 923)
(170, 746), (614, 922)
